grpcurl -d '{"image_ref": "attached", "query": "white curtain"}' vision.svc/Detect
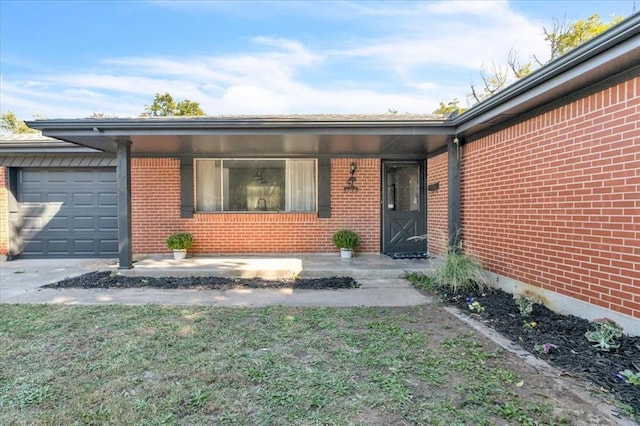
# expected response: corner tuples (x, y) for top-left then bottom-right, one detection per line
(287, 159), (316, 212)
(195, 160), (221, 211)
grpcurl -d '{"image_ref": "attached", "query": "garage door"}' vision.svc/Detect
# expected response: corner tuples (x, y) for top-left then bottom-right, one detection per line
(17, 168), (118, 257)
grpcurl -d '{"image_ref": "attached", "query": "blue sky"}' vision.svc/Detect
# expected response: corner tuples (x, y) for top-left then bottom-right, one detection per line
(0, 0), (635, 119)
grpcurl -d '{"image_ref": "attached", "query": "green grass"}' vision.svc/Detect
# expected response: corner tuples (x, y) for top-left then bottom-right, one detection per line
(1, 304), (571, 425)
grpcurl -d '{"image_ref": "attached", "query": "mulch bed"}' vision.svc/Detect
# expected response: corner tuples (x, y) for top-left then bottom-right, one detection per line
(43, 271), (360, 290)
(442, 287), (640, 418)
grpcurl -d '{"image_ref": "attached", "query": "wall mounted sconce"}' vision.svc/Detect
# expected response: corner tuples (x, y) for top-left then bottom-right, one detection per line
(344, 161), (359, 192)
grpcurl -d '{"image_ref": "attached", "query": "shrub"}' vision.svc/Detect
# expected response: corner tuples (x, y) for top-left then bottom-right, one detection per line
(433, 250), (487, 293)
(332, 229), (361, 249)
(166, 233), (194, 250)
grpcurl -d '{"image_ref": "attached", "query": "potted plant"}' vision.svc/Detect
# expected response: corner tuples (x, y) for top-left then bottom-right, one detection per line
(166, 232), (194, 260)
(332, 229), (360, 259)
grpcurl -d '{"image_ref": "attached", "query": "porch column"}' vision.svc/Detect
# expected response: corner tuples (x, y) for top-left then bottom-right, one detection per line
(6, 168), (19, 260)
(448, 137), (461, 253)
(116, 139), (133, 269)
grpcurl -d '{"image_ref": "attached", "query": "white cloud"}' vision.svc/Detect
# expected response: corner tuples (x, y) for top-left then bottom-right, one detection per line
(424, 0), (510, 15)
(0, 1), (556, 118)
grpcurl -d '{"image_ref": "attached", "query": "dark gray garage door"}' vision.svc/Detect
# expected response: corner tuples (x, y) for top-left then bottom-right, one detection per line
(17, 168), (118, 257)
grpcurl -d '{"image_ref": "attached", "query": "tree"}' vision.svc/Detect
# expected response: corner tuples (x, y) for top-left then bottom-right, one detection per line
(176, 99), (205, 116)
(546, 14), (624, 61)
(432, 98), (467, 117)
(468, 13), (623, 104)
(1, 111), (38, 134)
(142, 92), (205, 117)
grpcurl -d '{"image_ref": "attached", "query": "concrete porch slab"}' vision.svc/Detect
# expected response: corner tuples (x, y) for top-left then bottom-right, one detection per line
(125, 253), (439, 279)
(0, 254), (437, 307)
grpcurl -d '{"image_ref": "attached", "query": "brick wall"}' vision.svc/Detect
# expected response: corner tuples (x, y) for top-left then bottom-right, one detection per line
(455, 77), (639, 319)
(131, 157), (381, 254)
(0, 167), (7, 256)
(426, 153), (448, 255)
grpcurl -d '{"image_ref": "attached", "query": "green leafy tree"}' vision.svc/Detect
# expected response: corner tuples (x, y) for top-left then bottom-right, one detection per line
(433, 98), (467, 117)
(1, 111), (38, 134)
(142, 92), (205, 117)
(469, 13), (623, 104)
(176, 99), (205, 116)
(547, 14), (624, 60)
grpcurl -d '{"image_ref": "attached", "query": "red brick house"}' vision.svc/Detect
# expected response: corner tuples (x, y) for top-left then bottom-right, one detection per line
(1, 14), (638, 331)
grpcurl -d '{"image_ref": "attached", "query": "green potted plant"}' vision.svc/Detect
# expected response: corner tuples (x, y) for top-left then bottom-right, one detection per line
(166, 232), (194, 260)
(332, 229), (360, 258)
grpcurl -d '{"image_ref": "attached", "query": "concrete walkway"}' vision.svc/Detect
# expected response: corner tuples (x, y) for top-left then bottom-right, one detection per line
(0, 254), (436, 307)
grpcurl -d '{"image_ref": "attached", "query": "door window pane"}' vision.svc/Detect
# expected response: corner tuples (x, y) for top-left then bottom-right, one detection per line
(386, 164), (419, 212)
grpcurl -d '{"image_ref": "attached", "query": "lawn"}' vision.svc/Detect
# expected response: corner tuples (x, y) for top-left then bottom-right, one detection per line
(0, 304), (608, 425)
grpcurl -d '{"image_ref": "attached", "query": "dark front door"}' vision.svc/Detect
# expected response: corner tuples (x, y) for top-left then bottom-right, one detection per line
(382, 161), (426, 254)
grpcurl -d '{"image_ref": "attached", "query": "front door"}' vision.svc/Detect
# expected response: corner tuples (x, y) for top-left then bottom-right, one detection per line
(382, 161), (426, 254)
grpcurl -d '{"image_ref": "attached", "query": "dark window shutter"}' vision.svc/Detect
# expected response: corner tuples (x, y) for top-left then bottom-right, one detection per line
(180, 158), (194, 218)
(317, 157), (331, 218)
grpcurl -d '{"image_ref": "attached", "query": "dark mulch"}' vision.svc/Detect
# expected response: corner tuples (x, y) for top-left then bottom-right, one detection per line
(43, 271), (359, 290)
(443, 287), (640, 418)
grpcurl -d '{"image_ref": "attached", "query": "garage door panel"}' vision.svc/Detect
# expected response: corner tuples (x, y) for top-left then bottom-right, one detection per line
(73, 193), (95, 207)
(21, 216), (45, 231)
(46, 193), (69, 203)
(47, 240), (71, 254)
(48, 216), (71, 231)
(99, 193), (117, 207)
(73, 216), (95, 231)
(73, 240), (96, 254)
(100, 216), (118, 231)
(71, 171), (94, 183)
(21, 193), (44, 203)
(99, 240), (119, 254)
(98, 171), (117, 183)
(17, 168), (117, 258)
(46, 170), (71, 183)
(21, 170), (43, 183)
(22, 239), (43, 254)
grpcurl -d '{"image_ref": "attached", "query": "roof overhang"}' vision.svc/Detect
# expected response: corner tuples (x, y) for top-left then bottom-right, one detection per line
(0, 133), (103, 154)
(25, 116), (455, 157)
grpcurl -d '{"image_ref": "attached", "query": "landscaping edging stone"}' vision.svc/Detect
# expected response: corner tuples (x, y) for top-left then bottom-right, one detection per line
(444, 306), (639, 426)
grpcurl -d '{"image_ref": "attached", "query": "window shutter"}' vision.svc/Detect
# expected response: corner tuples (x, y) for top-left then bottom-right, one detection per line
(180, 157), (194, 218)
(317, 157), (331, 218)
